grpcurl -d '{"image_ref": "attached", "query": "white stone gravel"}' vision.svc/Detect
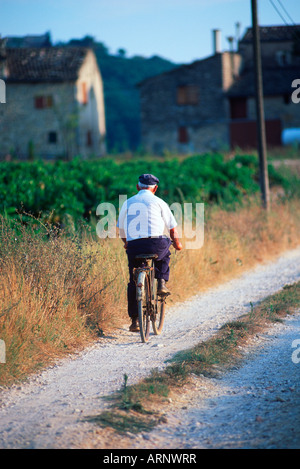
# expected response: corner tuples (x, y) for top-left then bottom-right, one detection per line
(0, 247), (300, 449)
(130, 313), (300, 449)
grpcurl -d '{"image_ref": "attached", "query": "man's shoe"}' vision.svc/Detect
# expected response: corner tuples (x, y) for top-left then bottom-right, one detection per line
(129, 319), (140, 332)
(157, 279), (171, 296)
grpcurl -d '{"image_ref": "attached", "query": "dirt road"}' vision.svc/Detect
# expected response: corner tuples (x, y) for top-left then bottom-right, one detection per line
(0, 248), (300, 449)
(127, 313), (300, 449)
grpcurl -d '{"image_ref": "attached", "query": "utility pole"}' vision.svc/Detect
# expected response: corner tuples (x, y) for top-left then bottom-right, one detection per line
(251, 0), (270, 210)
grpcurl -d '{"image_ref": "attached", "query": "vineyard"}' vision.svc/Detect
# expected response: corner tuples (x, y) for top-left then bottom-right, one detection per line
(1, 151), (300, 385)
(0, 153), (291, 226)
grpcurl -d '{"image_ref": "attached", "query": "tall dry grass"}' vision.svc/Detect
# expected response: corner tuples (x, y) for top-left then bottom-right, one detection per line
(0, 218), (127, 386)
(0, 197), (300, 386)
(168, 197), (300, 302)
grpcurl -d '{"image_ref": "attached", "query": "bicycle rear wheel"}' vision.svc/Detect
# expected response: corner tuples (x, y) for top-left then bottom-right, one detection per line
(137, 273), (151, 343)
(151, 278), (166, 335)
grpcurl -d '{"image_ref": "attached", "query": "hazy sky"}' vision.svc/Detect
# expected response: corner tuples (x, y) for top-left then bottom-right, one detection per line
(1, 0), (300, 63)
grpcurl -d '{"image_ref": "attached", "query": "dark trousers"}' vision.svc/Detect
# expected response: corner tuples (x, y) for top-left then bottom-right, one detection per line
(126, 237), (172, 319)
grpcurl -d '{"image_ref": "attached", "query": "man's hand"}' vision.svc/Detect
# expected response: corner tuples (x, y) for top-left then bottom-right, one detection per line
(121, 238), (128, 249)
(173, 239), (183, 251)
(170, 228), (183, 251)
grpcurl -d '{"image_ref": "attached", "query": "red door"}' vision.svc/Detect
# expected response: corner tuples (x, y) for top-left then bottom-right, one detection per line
(230, 119), (282, 148)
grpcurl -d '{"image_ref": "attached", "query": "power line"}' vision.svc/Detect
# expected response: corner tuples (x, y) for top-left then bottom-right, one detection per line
(268, 0), (290, 26)
(276, 0), (296, 25)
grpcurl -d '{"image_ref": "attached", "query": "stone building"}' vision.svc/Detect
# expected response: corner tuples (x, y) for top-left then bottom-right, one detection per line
(0, 40), (106, 159)
(138, 25), (300, 154)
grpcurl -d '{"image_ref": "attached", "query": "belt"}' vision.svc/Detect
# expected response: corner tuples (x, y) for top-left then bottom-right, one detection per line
(128, 235), (164, 242)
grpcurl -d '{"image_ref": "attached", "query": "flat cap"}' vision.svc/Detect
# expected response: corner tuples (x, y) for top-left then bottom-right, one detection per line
(138, 173), (159, 186)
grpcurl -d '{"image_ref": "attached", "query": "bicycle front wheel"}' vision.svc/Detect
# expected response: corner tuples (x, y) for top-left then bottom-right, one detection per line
(151, 278), (166, 335)
(137, 272), (151, 343)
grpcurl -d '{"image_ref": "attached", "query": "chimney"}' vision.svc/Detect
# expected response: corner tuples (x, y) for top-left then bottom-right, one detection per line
(212, 29), (221, 54)
(235, 22), (241, 50)
(227, 36), (234, 52)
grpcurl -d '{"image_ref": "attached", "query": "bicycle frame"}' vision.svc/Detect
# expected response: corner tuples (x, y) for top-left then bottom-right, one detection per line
(133, 255), (166, 342)
(134, 259), (154, 306)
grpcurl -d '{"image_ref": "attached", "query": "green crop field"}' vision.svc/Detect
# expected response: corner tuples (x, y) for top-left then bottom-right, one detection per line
(0, 153), (290, 227)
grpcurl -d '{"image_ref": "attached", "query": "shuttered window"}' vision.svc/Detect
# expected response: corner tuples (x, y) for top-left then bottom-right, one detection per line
(48, 131), (57, 143)
(86, 130), (92, 146)
(229, 97), (247, 119)
(82, 82), (88, 104)
(34, 96), (53, 109)
(177, 85), (199, 105)
(178, 126), (189, 143)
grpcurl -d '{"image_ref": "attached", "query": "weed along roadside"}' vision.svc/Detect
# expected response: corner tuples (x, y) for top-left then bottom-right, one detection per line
(0, 152), (300, 401)
(83, 281), (300, 445)
(0, 247), (299, 449)
(0, 197), (300, 388)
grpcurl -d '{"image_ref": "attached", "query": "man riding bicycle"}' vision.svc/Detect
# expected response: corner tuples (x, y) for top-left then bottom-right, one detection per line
(117, 173), (182, 332)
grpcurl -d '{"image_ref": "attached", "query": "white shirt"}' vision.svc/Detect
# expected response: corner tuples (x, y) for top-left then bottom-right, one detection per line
(117, 190), (177, 241)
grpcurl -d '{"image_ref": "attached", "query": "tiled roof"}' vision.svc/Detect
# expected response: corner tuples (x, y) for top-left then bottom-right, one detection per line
(227, 67), (299, 97)
(1, 47), (88, 82)
(240, 25), (300, 43)
(4, 33), (51, 48)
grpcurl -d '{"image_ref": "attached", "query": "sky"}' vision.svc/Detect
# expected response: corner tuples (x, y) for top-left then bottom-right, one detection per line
(1, 0), (300, 64)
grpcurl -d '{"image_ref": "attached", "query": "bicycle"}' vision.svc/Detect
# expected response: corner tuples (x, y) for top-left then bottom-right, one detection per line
(133, 253), (169, 343)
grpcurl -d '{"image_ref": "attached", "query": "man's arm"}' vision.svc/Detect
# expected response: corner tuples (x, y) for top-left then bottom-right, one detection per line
(159, 199), (182, 251)
(170, 227), (183, 251)
(117, 227), (127, 249)
(117, 200), (128, 249)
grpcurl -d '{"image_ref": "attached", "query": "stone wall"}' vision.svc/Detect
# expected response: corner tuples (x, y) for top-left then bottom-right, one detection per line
(75, 50), (106, 157)
(0, 82), (76, 159)
(139, 54), (235, 154)
(248, 95), (300, 131)
(239, 39), (300, 69)
(139, 30), (300, 153)
(0, 50), (106, 159)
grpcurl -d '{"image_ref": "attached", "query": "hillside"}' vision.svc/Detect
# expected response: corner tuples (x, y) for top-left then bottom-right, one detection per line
(67, 36), (178, 152)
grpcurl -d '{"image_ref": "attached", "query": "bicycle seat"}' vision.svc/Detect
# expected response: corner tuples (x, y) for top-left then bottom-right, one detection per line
(135, 253), (158, 260)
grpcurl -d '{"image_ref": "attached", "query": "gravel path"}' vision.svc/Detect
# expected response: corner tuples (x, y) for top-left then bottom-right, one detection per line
(128, 313), (300, 449)
(0, 247), (300, 449)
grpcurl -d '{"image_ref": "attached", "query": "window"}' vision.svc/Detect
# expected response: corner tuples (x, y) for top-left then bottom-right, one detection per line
(177, 85), (199, 105)
(276, 51), (292, 67)
(178, 126), (189, 143)
(81, 82), (88, 105)
(229, 97), (247, 119)
(34, 95), (53, 109)
(86, 130), (92, 147)
(48, 131), (57, 144)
